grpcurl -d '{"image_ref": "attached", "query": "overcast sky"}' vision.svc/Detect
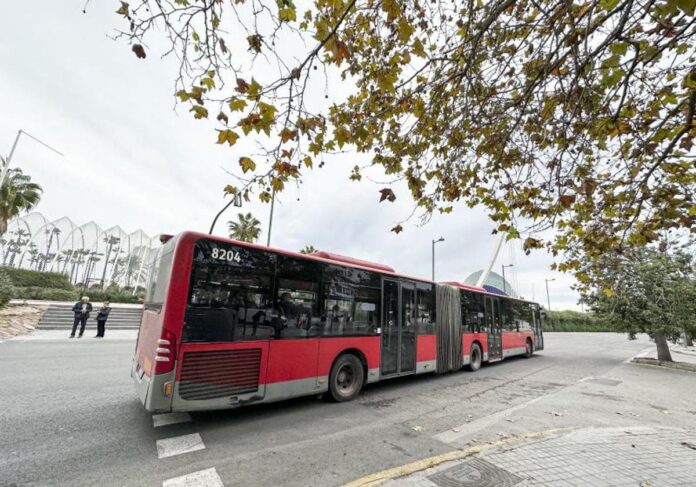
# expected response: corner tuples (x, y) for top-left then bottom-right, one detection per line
(0, 2), (581, 310)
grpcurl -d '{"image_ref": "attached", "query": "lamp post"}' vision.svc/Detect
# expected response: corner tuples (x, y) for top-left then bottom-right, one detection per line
(545, 278), (556, 311)
(501, 264), (514, 295)
(431, 237), (444, 281)
(1, 129), (64, 188)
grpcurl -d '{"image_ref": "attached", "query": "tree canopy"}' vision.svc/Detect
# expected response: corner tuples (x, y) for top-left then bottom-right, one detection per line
(584, 243), (696, 360)
(228, 212), (262, 242)
(114, 0), (696, 278)
(0, 164), (42, 236)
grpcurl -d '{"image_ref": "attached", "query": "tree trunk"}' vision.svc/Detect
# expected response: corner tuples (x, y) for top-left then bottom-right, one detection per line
(686, 333), (694, 348)
(654, 331), (673, 362)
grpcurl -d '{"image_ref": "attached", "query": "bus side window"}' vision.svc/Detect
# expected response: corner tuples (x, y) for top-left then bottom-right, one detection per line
(322, 265), (380, 337)
(416, 284), (434, 335)
(274, 256), (321, 338)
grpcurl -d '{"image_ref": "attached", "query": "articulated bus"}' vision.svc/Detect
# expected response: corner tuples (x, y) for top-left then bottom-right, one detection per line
(132, 232), (544, 412)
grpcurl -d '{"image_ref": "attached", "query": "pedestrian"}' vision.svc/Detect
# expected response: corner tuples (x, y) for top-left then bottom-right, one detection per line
(95, 301), (111, 338)
(69, 296), (92, 338)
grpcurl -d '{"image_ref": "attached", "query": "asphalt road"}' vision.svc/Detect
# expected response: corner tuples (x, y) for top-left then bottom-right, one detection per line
(2, 332), (694, 487)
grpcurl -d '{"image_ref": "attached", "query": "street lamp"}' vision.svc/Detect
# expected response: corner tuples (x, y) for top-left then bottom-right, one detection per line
(432, 237), (445, 281)
(501, 264), (514, 295)
(545, 278), (556, 312)
(1, 129), (64, 188)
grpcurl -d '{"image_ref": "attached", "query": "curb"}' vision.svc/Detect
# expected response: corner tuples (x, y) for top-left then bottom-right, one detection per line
(342, 428), (569, 487)
(631, 357), (696, 373)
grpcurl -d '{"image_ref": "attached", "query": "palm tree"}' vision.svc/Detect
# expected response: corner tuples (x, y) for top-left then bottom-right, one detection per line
(228, 213), (262, 243)
(300, 245), (317, 254)
(0, 164), (42, 236)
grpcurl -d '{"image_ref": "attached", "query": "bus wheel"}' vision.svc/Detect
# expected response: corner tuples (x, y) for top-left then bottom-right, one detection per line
(328, 354), (364, 402)
(467, 343), (482, 372)
(524, 339), (533, 358)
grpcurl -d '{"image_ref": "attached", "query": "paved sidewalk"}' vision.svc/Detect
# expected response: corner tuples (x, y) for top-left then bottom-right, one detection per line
(632, 344), (696, 372)
(384, 426), (696, 486)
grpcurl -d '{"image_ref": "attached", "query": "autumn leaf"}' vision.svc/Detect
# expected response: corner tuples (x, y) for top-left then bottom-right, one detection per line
(228, 98), (247, 112)
(131, 44), (146, 59)
(559, 194), (576, 207)
(216, 129), (239, 146)
(217, 111), (229, 124)
(391, 224), (403, 234)
(379, 188), (396, 202)
(239, 156), (256, 173)
(116, 2), (129, 17)
(235, 78), (249, 94)
(247, 34), (263, 53)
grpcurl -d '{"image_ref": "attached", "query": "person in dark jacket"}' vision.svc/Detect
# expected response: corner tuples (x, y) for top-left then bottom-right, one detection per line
(69, 296), (92, 338)
(95, 301), (111, 338)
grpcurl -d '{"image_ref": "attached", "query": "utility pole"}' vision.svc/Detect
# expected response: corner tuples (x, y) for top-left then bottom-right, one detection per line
(1, 129), (63, 188)
(545, 278), (555, 311)
(266, 188), (276, 247)
(431, 237), (444, 281)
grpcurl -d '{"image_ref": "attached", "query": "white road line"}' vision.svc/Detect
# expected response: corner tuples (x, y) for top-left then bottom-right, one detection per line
(157, 433), (206, 459)
(163, 468), (224, 487)
(153, 412), (192, 428)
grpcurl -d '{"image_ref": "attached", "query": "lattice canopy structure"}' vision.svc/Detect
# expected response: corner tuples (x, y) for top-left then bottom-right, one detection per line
(0, 212), (159, 290)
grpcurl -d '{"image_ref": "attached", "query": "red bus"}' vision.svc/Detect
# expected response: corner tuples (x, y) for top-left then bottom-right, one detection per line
(132, 232), (544, 412)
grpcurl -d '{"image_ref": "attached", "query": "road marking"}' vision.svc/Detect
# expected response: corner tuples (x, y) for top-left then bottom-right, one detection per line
(153, 412), (192, 428)
(163, 468), (224, 487)
(342, 428), (568, 487)
(157, 433), (206, 459)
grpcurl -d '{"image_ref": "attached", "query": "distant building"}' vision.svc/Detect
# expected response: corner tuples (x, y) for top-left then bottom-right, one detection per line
(463, 270), (518, 298)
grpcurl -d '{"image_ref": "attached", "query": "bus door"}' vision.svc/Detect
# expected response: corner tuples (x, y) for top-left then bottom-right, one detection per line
(381, 279), (417, 377)
(533, 306), (545, 350)
(484, 296), (502, 360)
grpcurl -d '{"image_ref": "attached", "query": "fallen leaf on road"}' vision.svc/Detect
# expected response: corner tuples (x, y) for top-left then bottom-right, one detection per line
(549, 411), (563, 417)
(451, 427), (460, 432)
(505, 418), (514, 423)
(411, 425), (422, 432)
(639, 481), (653, 487)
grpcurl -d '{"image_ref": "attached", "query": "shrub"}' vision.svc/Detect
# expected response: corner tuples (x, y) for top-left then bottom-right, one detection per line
(82, 289), (144, 304)
(12, 286), (76, 301)
(0, 269), (13, 308)
(0, 267), (73, 290)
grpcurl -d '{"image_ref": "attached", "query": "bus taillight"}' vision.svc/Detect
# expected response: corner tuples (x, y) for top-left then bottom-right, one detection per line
(154, 329), (177, 374)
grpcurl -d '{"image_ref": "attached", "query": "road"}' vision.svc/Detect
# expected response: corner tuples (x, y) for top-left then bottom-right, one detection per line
(1, 332), (695, 487)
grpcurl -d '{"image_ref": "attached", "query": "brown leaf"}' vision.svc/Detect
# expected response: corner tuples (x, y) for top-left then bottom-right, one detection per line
(116, 1), (129, 17)
(391, 224), (403, 234)
(131, 44), (146, 59)
(559, 194), (576, 207)
(247, 34), (263, 53)
(217, 111), (229, 124)
(219, 38), (228, 54)
(379, 188), (396, 202)
(236, 78), (249, 93)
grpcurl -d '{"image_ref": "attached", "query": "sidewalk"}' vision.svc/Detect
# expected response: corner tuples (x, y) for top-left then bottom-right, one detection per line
(378, 426), (696, 486)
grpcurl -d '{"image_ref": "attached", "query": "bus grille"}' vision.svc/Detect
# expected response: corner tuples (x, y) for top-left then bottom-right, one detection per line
(179, 348), (262, 400)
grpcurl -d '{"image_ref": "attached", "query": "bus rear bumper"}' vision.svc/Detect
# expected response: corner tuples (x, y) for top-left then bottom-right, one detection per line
(131, 359), (175, 413)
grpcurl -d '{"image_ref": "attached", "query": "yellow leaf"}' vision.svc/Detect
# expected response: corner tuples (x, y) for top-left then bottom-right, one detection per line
(239, 156), (256, 173)
(603, 288), (615, 298)
(216, 130), (239, 146)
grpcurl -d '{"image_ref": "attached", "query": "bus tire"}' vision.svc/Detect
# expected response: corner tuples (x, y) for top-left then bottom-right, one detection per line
(328, 353), (364, 402)
(524, 339), (533, 358)
(467, 343), (482, 372)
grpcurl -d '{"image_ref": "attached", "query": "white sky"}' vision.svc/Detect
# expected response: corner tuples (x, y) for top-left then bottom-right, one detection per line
(0, 1), (581, 310)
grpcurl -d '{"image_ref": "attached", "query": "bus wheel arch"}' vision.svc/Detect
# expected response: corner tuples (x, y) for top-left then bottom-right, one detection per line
(326, 350), (366, 402)
(467, 341), (483, 372)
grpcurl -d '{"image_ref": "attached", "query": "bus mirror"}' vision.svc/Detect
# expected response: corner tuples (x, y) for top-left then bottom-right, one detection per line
(159, 234), (174, 244)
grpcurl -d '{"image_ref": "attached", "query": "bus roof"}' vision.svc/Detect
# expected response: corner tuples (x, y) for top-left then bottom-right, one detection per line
(175, 231), (539, 305)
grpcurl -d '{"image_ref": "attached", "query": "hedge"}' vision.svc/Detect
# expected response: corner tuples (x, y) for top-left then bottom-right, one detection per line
(545, 310), (615, 332)
(12, 286), (77, 301)
(0, 267), (73, 290)
(0, 269), (13, 308)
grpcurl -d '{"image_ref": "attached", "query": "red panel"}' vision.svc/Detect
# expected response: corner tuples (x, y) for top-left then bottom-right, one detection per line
(417, 335), (436, 362)
(176, 340), (270, 383)
(266, 339), (320, 383)
(317, 336), (381, 376)
(463, 332), (488, 355)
